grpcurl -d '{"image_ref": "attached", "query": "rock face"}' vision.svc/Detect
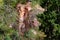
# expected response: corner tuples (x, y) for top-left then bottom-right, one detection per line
(28, 4), (45, 28)
(16, 2), (45, 35)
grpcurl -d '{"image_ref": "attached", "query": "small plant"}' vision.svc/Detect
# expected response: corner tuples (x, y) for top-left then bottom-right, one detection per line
(25, 28), (46, 40)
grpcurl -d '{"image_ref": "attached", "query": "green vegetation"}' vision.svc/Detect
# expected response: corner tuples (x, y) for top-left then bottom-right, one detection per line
(0, 0), (60, 40)
(37, 0), (60, 40)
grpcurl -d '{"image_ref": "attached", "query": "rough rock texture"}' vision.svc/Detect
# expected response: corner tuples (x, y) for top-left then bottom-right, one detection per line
(16, 2), (45, 35)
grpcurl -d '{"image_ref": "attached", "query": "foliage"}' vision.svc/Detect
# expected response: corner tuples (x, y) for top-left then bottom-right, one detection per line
(0, 0), (19, 40)
(24, 28), (46, 40)
(0, 0), (60, 40)
(37, 0), (60, 40)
